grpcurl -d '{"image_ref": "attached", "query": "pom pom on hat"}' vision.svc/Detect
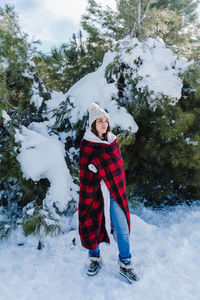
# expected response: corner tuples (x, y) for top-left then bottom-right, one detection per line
(88, 102), (109, 127)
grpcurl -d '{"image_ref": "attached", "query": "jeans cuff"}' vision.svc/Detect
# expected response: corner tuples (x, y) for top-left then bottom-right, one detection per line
(119, 256), (132, 265)
(88, 251), (100, 258)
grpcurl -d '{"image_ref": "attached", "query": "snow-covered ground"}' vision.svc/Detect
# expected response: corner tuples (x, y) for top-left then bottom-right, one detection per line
(0, 203), (199, 300)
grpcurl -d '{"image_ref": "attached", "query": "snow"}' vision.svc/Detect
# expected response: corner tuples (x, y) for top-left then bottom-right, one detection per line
(65, 50), (139, 133)
(2, 110), (11, 124)
(46, 91), (66, 112)
(0, 203), (199, 300)
(22, 69), (34, 79)
(14, 87), (79, 216)
(118, 37), (192, 102)
(30, 83), (44, 108)
(45, 90), (69, 127)
(15, 125), (78, 212)
(185, 137), (198, 146)
(61, 36), (192, 133)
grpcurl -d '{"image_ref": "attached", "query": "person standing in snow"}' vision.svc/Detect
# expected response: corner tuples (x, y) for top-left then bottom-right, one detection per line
(78, 102), (138, 283)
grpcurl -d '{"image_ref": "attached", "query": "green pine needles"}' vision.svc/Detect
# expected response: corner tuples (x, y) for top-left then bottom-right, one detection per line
(22, 207), (61, 238)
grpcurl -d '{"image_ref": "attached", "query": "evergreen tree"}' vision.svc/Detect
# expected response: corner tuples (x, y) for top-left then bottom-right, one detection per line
(35, 30), (106, 93)
(0, 6), (32, 110)
(122, 96), (200, 207)
(150, 0), (200, 56)
(82, 0), (200, 57)
(81, 0), (123, 43)
(117, 0), (154, 38)
(0, 5), (57, 242)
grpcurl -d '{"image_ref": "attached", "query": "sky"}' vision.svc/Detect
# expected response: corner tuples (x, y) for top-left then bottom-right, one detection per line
(1, 0), (116, 53)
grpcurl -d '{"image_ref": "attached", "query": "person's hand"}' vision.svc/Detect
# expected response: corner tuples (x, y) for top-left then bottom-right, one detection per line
(88, 164), (97, 173)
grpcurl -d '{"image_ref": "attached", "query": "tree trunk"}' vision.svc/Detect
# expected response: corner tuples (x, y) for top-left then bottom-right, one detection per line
(137, 0), (141, 26)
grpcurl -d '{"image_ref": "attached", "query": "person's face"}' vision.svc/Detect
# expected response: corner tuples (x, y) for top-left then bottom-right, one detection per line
(96, 116), (109, 137)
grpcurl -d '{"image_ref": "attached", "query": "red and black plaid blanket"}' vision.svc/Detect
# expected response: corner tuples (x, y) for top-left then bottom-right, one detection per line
(79, 137), (130, 250)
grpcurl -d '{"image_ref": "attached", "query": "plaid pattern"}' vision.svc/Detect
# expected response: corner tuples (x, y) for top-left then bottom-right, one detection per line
(79, 137), (130, 250)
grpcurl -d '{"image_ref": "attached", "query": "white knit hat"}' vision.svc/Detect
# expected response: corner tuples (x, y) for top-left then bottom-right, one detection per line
(88, 102), (109, 127)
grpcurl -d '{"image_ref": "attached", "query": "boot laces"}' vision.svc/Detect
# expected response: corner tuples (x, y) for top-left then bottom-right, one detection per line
(127, 267), (136, 276)
(89, 261), (99, 269)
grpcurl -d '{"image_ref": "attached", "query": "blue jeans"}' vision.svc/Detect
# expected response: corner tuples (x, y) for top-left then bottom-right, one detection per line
(89, 194), (131, 264)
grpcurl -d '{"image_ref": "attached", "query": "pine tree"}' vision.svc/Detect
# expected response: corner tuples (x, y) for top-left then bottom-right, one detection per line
(35, 30), (106, 93)
(122, 96), (200, 206)
(111, 44), (200, 206)
(117, 0), (154, 38)
(150, 0), (200, 56)
(0, 5), (59, 241)
(82, 0), (200, 58)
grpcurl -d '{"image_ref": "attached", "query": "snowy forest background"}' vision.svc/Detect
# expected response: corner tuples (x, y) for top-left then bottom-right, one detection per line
(0, 0), (200, 245)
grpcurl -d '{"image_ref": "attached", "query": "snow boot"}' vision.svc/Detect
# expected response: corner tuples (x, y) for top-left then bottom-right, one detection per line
(87, 257), (102, 276)
(118, 260), (139, 283)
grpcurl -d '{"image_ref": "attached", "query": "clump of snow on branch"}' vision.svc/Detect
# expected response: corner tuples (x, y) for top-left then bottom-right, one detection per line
(2, 110), (11, 124)
(15, 125), (78, 213)
(118, 37), (192, 101)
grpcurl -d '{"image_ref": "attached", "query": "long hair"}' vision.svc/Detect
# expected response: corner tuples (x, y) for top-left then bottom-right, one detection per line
(91, 120), (110, 141)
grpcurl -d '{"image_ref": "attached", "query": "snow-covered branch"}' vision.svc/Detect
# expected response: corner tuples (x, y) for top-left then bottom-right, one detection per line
(140, 0), (152, 23)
